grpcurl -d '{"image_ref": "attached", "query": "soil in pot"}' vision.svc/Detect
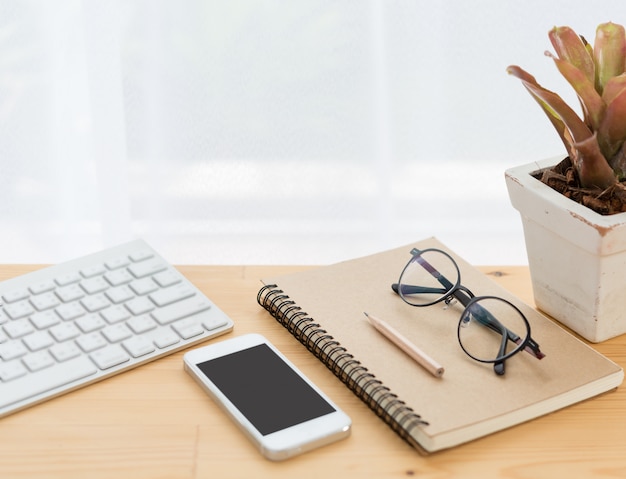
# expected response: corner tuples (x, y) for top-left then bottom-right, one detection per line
(537, 157), (626, 215)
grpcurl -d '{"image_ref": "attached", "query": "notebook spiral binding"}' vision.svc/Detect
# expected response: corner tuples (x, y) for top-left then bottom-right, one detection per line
(257, 284), (429, 447)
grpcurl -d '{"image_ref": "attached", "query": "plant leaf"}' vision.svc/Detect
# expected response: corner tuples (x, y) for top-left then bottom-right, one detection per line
(609, 142), (626, 180)
(549, 26), (595, 84)
(506, 66), (572, 157)
(594, 22), (626, 94)
(507, 65), (592, 145)
(507, 65), (617, 188)
(599, 87), (626, 162)
(572, 133), (617, 188)
(546, 51), (605, 130)
(602, 73), (626, 104)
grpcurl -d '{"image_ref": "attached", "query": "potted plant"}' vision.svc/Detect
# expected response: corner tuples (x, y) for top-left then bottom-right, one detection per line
(505, 22), (626, 343)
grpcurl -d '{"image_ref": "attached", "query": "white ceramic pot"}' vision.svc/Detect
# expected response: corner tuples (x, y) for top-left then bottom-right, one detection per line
(505, 156), (626, 343)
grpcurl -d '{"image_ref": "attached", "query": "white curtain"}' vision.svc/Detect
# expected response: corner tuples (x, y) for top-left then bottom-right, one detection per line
(1, 1), (623, 265)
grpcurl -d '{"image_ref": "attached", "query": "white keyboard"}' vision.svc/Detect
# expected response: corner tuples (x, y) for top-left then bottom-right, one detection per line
(0, 239), (234, 418)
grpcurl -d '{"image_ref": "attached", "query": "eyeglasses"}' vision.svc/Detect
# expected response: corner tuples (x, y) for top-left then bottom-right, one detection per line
(392, 248), (545, 375)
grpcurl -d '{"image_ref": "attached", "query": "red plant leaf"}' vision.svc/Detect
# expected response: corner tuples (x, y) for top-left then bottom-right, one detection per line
(594, 22), (626, 94)
(599, 87), (626, 163)
(572, 134), (617, 188)
(549, 26), (595, 84)
(602, 73), (626, 105)
(507, 65), (592, 145)
(546, 51), (605, 131)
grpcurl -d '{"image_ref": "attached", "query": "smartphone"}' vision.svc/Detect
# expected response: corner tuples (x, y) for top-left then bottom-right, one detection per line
(183, 333), (351, 461)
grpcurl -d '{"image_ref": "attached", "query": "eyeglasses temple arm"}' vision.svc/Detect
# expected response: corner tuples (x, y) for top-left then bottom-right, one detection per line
(391, 283), (449, 296)
(412, 251), (457, 292)
(517, 337), (545, 359)
(494, 329), (509, 376)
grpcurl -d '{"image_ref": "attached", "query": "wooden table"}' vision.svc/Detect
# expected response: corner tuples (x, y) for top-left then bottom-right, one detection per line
(1, 264), (624, 479)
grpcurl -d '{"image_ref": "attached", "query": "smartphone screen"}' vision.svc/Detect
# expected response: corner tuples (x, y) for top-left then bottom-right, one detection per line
(195, 343), (336, 436)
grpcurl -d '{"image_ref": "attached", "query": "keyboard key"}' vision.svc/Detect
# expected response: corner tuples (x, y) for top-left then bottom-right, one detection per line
(30, 292), (60, 311)
(129, 250), (154, 262)
(29, 280), (56, 295)
(172, 318), (205, 340)
(76, 332), (108, 352)
(80, 277), (109, 295)
(128, 261), (167, 279)
(0, 341), (28, 361)
(153, 329), (180, 349)
(30, 311), (61, 330)
(104, 269), (133, 287)
(105, 257), (130, 270)
(55, 272), (81, 286)
(90, 345), (130, 370)
(80, 264), (106, 278)
(22, 351), (55, 372)
(49, 322), (81, 342)
(149, 284), (195, 307)
(151, 298), (212, 325)
(127, 315), (157, 334)
(23, 331), (54, 351)
(129, 278), (158, 296)
(203, 316), (231, 331)
(4, 301), (35, 320)
(124, 297), (155, 316)
(4, 318), (35, 339)
(56, 303), (85, 321)
(123, 336), (155, 358)
(56, 284), (85, 303)
(152, 270), (181, 288)
(0, 360), (28, 382)
(81, 294), (110, 313)
(100, 306), (131, 324)
(75, 314), (106, 333)
(50, 342), (82, 362)
(105, 285), (134, 304)
(102, 324), (132, 343)
(2, 288), (29, 303)
(0, 356), (97, 408)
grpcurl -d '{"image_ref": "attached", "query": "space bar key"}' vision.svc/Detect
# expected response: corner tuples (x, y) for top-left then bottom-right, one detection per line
(0, 356), (98, 409)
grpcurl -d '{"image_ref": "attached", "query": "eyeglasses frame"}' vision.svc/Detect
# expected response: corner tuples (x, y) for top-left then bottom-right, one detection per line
(392, 248), (544, 375)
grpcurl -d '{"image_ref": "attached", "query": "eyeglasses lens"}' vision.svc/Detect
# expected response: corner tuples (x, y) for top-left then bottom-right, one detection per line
(398, 250), (460, 306)
(458, 297), (530, 363)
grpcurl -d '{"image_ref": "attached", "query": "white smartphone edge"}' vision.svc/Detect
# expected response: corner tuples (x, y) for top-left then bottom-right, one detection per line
(183, 333), (352, 461)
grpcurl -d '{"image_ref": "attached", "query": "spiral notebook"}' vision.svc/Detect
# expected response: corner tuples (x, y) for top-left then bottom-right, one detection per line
(257, 237), (623, 453)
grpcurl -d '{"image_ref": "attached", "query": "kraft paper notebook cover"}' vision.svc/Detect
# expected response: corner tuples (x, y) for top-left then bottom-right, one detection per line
(256, 237), (623, 453)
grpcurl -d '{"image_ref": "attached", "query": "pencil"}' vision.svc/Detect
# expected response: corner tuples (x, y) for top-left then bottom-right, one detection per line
(363, 312), (444, 378)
